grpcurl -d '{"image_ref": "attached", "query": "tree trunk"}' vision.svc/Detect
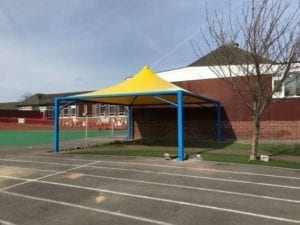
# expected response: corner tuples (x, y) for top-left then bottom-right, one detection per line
(250, 115), (261, 160)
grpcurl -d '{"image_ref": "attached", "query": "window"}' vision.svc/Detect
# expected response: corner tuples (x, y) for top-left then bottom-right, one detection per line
(272, 72), (300, 98)
(284, 72), (300, 97)
(63, 108), (68, 117)
(71, 108), (76, 117)
(118, 105), (126, 116)
(273, 79), (282, 93)
(109, 105), (115, 116)
(99, 104), (105, 116)
(46, 109), (53, 118)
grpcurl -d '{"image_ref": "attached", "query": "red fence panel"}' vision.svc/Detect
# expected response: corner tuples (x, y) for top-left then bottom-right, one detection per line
(0, 117), (53, 125)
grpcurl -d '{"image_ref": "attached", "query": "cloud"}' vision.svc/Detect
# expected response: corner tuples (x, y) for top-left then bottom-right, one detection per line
(0, 0), (242, 102)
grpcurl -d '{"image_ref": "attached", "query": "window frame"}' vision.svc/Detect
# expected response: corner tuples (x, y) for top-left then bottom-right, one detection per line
(46, 109), (53, 119)
(63, 108), (69, 117)
(109, 105), (115, 116)
(272, 71), (300, 98)
(99, 104), (106, 116)
(70, 107), (76, 117)
(118, 105), (126, 116)
(284, 72), (300, 97)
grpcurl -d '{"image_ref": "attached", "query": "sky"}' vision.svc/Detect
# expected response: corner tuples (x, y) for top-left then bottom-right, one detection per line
(0, 0), (244, 102)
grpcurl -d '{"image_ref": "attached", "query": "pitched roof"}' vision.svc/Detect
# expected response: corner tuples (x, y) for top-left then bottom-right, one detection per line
(188, 44), (274, 67)
(18, 91), (89, 106)
(0, 102), (19, 110)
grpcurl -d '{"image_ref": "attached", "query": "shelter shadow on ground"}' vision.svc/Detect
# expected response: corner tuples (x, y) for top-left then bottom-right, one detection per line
(132, 106), (235, 145)
(53, 66), (222, 161)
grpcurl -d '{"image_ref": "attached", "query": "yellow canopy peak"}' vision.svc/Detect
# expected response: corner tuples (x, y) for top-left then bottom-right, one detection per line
(77, 66), (182, 98)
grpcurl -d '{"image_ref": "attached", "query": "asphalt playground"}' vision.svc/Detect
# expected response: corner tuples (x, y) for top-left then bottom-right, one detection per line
(0, 144), (299, 225)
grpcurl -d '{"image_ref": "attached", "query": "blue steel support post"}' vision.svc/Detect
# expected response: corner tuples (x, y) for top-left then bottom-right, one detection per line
(53, 98), (60, 152)
(177, 91), (184, 161)
(217, 103), (222, 141)
(127, 106), (132, 140)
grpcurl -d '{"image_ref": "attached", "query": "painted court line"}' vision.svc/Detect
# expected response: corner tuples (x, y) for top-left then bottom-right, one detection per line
(0, 158), (299, 190)
(0, 158), (77, 167)
(99, 160), (300, 180)
(0, 177), (299, 224)
(1, 173), (299, 204)
(0, 220), (17, 225)
(87, 165), (300, 190)
(4, 154), (300, 180)
(1, 165), (299, 203)
(0, 160), (101, 191)
(0, 190), (172, 225)
(64, 172), (300, 204)
(3, 154), (95, 163)
(0, 165), (57, 173)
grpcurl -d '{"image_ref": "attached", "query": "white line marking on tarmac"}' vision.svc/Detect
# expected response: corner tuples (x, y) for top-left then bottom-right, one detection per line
(0, 158), (299, 190)
(4, 154), (95, 162)
(87, 165), (300, 190)
(99, 160), (300, 179)
(3, 154), (300, 180)
(65, 172), (300, 204)
(0, 165), (57, 173)
(2, 166), (300, 203)
(0, 177), (299, 224)
(0, 190), (172, 225)
(1, 173), (300, 204)
(0, 158), (76, 166)
(0, 220), (17, 225)
(0, 160), (101, 191)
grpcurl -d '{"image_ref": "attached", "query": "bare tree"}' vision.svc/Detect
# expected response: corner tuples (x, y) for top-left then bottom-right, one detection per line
(194, 0), (299, 160)
(18, 92), (32, 101)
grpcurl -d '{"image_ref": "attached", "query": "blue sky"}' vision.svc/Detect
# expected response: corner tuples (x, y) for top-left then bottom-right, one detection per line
(0, 0), (242, 102)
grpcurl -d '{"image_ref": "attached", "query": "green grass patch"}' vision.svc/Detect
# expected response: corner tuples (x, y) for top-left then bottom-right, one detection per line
(259, 143), (300, 155)
(71, 143), (300, 169)
(201, 153), (300, 169)
(102, 139), (252, 150)
(0, 130), (126, 146)
(103, 139), (300, 156)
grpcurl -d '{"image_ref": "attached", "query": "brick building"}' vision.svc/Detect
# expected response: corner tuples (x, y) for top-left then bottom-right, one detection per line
(148, 45), (300, 143)
(0, 91), (127, 130)
(1, 45), (299, 142)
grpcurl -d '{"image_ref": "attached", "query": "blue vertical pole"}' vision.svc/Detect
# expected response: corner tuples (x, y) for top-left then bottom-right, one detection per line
(217, 103), (222, 141)
(177, 91), (184, 161)
(127, 106), (132, 140)
(53, 98), (60, 152)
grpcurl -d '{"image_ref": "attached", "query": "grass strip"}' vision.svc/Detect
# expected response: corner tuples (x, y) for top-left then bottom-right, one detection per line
(71, 147), (300, 169)
(103, 140), (300, 156)
(201, 153), (300, 169)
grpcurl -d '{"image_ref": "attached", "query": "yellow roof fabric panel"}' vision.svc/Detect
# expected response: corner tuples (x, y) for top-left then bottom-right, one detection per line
(72, 66), (208, 105)
(78, 66), (183, 96)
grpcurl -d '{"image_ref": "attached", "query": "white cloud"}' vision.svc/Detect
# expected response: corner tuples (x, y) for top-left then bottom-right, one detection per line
(0, 0), (242, 102)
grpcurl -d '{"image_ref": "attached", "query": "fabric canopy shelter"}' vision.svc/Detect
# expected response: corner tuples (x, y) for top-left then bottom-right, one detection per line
(53, 66), (222, 161)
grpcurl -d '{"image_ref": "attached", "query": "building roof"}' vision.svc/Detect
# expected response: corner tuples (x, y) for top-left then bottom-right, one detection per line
(0, 102), (19, 110)
(18, 91), (89, 106)
(188, 44), (274, 67)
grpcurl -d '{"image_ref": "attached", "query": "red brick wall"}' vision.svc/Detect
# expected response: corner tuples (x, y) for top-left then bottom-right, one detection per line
(174, 77), (300, 121)
(228, 121), (300, 142)
(0, 109), (41, 118)
(132, 107), (300, 143)
(133, 107), (221, 141)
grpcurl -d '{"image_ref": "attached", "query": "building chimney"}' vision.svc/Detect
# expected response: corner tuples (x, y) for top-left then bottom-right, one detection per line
(232, 42), (239, 48)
